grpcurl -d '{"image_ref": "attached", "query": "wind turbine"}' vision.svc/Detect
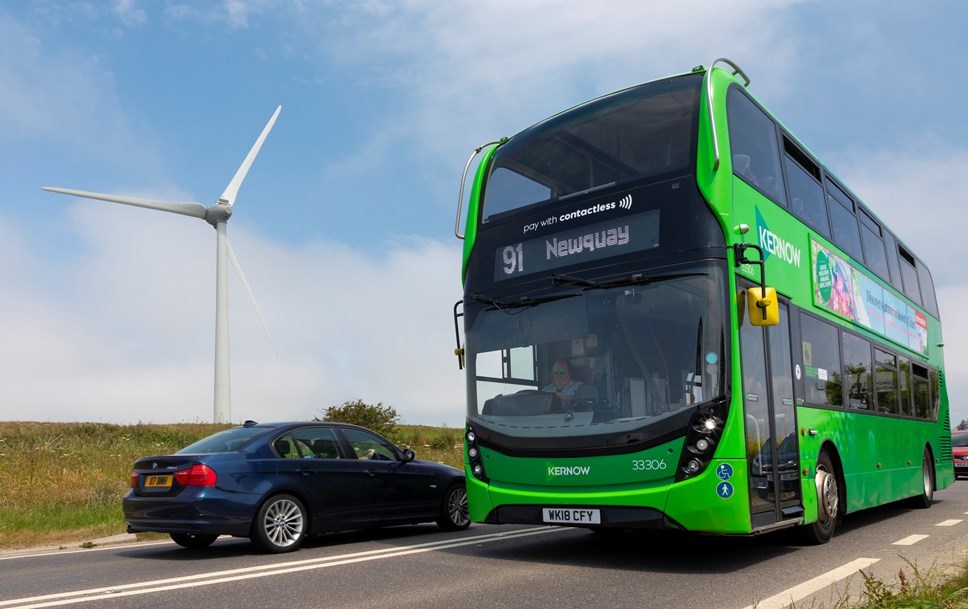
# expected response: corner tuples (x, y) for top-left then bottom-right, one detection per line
(43, 106), (282, 424)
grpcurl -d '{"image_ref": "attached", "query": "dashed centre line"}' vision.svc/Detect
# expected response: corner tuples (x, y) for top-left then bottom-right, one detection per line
(893, 534), (929, 546)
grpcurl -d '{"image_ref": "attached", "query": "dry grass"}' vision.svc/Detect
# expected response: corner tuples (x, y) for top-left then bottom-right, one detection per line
(0, 421), (230, 549)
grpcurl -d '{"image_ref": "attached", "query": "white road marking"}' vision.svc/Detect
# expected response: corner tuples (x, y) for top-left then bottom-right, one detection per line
(893, 534), (929, 546)
(936, 519), (963, 527)
(741, 558), (879, 609)
(0, 527), (563, 609)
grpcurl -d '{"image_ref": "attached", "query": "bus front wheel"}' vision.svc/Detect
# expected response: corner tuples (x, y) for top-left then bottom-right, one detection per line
(801, 450), (839, 545)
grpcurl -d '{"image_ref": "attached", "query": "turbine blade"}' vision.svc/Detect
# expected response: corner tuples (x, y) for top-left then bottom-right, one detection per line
(226, 236), (279, 356)
(42, 187), (207, 219)
(219, 105), (281, 207)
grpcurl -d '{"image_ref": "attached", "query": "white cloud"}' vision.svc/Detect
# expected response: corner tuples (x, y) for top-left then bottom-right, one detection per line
(832, 140), (966, 289)
(0, 206), (465, 426)
(301, 0), (806, 213)
(112, 0), (147, 27)
(0, 7), (163, 178)
(162, 0), (252, 29)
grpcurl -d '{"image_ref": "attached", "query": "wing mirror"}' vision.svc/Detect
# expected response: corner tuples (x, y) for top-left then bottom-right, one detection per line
(734, 242), (779, 327)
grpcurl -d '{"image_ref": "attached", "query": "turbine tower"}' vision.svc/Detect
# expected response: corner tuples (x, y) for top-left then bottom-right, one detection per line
(43, 106), (281, 424)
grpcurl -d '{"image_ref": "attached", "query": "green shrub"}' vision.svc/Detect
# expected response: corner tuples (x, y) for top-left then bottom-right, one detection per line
(317, 399), (399, 438)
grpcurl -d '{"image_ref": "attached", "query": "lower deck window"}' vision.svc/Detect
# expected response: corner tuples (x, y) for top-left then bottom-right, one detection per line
(800, 315), (842, 407)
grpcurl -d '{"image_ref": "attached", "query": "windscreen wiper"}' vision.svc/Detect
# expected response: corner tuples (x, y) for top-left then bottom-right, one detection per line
(469, 291), (580, 311)
(551, 273), (599, 287)
(584, 271), (708, 291)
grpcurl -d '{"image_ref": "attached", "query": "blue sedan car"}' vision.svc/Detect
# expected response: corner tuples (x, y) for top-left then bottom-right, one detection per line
(123, 421), (469, 552)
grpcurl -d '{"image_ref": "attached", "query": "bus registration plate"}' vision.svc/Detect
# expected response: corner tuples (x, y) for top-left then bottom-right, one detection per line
(542, 508), (601, 525)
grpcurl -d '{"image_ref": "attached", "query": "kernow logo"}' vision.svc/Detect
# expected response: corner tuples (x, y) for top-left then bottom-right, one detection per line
(755, 207), (802, 268)
(547, 465), (591, 478)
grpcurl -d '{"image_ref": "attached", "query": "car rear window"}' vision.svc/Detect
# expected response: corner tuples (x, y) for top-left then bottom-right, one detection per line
(176, 426), (268, 454)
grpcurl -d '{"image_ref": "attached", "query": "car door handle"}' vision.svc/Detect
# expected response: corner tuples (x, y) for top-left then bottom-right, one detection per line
(366, 469), (377, 477)
(297, 468), (314, 476)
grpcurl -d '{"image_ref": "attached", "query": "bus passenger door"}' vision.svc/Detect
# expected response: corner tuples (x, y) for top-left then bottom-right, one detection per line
(739, 296), (803, 528)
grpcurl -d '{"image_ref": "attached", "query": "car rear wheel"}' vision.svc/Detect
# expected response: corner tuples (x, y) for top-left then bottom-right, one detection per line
(903, 448), (935, 509)
(170, 533), (218, 549)
(436, 484), (470, 531)
(251, 494), (307, 553)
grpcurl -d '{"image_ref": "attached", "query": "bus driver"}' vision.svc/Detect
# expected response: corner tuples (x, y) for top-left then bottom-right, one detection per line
(542, 359), (584, 405)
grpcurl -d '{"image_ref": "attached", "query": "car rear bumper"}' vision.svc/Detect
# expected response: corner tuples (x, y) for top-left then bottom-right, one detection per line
(122, 490), (260, 537)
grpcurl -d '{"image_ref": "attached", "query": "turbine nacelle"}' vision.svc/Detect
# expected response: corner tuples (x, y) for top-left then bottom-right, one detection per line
(204, 203), (233, 227)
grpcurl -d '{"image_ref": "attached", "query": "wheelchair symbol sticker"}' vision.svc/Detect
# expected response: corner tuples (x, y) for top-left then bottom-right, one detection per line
(716, 463), (733, 480)
(717, 481), (734, 499)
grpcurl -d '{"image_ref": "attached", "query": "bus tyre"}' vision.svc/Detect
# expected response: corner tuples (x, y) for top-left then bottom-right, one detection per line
(170, 533), (218, 549)
(437, 484), (471, 531)
(903, 448), (934, 509)
(251, 494), (307, 553)
(801, 450), (839, 545)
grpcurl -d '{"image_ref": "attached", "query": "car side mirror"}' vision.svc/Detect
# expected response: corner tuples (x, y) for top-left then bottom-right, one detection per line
(401, 448), (415, 462)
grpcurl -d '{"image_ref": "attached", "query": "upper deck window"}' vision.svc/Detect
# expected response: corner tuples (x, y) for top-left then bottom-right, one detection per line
(481, 74), (702, 222)
(917, 260), (940, 317)
(727, 88), (786, 206)
(784, 138), (830, 238)
(897, 245), (922, 307)
(859, 207), (890, 281)
(826, 179), (863, 262)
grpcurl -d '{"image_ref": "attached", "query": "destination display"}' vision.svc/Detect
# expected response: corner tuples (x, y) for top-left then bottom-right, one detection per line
(494, 210), (660, 281)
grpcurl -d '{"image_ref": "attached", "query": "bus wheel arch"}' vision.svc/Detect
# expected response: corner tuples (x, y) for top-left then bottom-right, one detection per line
(903, 444), (935, 509)
(800, 444), (843, 545)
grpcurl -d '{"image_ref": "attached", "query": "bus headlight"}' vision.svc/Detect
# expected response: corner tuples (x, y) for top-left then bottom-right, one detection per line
(466, 425), (489, 483)
(675, 400), (728, 482)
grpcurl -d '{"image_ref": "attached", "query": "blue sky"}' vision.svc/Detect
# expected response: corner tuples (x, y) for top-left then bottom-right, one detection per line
(1, 1), (966, 428)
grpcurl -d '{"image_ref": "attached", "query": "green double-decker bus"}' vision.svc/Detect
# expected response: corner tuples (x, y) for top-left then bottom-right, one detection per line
(452, 59), (953, 543)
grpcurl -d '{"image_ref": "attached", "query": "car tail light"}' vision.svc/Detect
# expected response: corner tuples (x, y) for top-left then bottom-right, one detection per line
(130, 472), (138, 488)
(175, 464), (217, 487)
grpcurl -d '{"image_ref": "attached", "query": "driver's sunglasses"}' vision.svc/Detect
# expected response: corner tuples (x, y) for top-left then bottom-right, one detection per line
(551, 369), (568, 375)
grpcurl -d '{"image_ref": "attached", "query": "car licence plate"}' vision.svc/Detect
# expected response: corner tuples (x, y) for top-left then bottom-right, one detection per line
(144, 474), (173, 489)
(955, 462), (968, 469)
(542, 507), (601, 525)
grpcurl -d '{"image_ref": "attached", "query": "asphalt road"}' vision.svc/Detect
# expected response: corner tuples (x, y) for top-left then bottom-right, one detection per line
(2, 483), (966, 609)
